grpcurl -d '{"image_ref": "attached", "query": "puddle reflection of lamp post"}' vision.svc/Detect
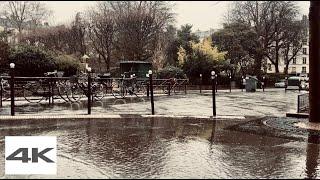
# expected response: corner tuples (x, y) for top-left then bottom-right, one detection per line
(211, 71), (216, 117)
(10, 63), (15, 116)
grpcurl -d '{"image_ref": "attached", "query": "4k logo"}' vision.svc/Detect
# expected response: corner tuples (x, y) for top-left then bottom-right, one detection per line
(6, 148), (55, 163)
(5, 136), (57, 175)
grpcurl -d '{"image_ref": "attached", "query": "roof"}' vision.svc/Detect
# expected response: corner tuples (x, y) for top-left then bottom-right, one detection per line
(119, 61), (151, 64)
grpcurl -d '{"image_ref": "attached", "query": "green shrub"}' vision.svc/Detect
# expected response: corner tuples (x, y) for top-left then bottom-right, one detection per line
(8, 45), (56, 77)
(156, 65), (186, 79)
(54, 54), (81, 76)
(182, 51), (221, 85)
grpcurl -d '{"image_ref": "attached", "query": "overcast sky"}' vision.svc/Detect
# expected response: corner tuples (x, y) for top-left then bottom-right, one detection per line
(44, 1), (310, 31)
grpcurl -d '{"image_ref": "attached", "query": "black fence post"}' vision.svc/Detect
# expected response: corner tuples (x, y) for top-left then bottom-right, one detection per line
(51, 77), (55, 105)
(168, 81), (171, 96)
(88, 71), (92, 115)
(149, 70), (155, 115)
(215, 75), (218, 93)
(10, 63), (15, 116)
(200, 74), (202, 94)
(229, 75), (232, 93)
(211, 71), (216, 117)
(0, 78), (3, 107)
(146, 82), (149, 97)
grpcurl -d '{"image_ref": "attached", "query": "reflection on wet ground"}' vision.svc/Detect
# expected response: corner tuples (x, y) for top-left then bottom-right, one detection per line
(0, 117), (319, 178)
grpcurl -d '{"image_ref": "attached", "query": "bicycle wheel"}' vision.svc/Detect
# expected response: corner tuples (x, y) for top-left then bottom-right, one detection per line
(56, 80), (71, 103)
(23, 82), (45, 103)
(67, 82), (84, 103)
(93, 82), (105, 101)
(112, 80), (125, 99)
(1, 79), (10, 101)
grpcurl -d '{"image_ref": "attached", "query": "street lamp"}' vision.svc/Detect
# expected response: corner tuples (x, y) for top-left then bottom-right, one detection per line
(211, 71), (216, 117)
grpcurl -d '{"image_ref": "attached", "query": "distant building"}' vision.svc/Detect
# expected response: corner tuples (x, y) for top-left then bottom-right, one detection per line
(266, 15), (309, 76)
(194, 28), (216, 41)
(0, 17), (49, 44)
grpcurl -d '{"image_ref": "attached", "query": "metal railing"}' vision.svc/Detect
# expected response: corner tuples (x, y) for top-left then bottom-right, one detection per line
(297, 93), (309, 113)
(0, 75), (189, 116)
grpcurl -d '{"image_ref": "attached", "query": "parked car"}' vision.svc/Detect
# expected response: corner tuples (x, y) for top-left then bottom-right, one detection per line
(275, 79), (287, 88)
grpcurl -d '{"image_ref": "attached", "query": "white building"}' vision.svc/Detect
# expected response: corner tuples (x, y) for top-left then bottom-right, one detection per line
(194, 28), (216, 41)
(266, 15), (309, 76)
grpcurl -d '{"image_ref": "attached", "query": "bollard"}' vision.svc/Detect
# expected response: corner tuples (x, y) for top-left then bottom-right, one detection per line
(215, 75), (218, 93)
(184, 83), (187, 94)
(87, 68), (92, 115)
(229, 75), (232, 93)
(149, 70), (154, 115)
(200, 74), (202, 94)
(10, 63), (15, 116)
(168, 81), (171, 96)
(147, 82), (149, 97)
(211, 71), (216, 117)
(262, 76), (265, 92)
(0, 78), (2, 107)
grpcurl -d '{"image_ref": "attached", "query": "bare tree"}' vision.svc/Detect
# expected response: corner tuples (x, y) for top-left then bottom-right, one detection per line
(228, 1), (302, 75)
(86, 3), (115, 71)
(108, 1), (174, 62)
(283, 20), (304, 75)
(1, 1), (52, 40)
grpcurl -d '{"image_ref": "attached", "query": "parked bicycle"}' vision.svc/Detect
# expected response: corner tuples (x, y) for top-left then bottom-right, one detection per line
(23, 71), (69, 103)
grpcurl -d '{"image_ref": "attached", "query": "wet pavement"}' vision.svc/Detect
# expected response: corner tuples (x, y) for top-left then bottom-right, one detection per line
(0, 88), (307, 117)
(0, 116), (319, 179)
(0, 88), (317, 178)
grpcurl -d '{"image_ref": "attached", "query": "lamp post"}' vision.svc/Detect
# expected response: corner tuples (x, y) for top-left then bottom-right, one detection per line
(146, 73), (149, 97)
(229, 73), (232, 93)
(200, 73), (202, 94)
(149, 70), (154, 115)
(262, 76), (265, 92)
(285, 76), (288, 92)
(87, 67), (92, 115)
(241, 76), (244, 92)
(10, 63), (15, 116)
(211, 71), (216, 117)
(215, 74), (218, 92)
(82, 54), (90, 72)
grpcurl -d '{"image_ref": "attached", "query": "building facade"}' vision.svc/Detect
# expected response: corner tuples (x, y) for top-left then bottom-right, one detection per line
(266, 15), (309, 76)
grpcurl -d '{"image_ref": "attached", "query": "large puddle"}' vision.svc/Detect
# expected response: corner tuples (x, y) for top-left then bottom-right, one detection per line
(0, 117), (319, 178)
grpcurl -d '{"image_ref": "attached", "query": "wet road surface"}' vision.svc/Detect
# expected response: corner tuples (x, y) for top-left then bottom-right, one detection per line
(0, 88), (306, 117)
(0, 117), (319, 179)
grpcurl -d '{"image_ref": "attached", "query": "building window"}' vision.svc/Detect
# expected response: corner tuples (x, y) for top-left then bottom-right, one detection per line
(303, 57), (307, 64)
(303, 48), (307, 55)
(302, 39), (308, 45)
(302, 67), (307, 74)
(292, 67), (296, 73)
(292, 58), (296, 64)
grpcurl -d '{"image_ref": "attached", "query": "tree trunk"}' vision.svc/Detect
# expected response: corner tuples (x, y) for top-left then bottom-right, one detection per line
(274, 62), (279, 73)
